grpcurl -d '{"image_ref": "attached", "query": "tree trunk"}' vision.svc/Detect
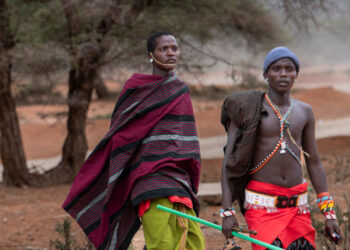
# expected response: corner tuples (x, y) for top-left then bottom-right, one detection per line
(62, 61), (95, 175)
(0, 55), (35, 186)
(94, 73), (110, 99)
(0, 0), (31, 186)
(43, 49), (97, 183)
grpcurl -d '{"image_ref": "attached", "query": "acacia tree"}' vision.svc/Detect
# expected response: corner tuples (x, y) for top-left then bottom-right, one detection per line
(0, 0), (332, 186)
(42, 0), (143, 183)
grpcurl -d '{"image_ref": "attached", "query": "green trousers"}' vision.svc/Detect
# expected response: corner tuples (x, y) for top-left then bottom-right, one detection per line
(141, 198), (205, 250)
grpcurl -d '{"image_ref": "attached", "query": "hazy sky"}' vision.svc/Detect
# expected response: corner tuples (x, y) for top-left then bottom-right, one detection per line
(288, 2), (350, 66)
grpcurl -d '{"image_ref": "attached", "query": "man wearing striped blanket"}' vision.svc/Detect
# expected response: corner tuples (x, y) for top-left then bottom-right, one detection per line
(63, 31), (205, 250)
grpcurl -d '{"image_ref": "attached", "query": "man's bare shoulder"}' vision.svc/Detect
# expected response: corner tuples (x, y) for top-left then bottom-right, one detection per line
(293, 98), (314, 117)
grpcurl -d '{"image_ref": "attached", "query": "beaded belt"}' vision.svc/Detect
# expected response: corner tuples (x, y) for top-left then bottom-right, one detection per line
(245, 189), (308, 208)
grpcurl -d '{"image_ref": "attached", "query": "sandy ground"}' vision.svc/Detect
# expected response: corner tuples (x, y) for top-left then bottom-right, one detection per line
(1, 75), (350, 249)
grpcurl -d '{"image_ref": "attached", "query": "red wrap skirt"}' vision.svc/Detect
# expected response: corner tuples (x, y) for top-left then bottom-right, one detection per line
(244, 180), (315, 249)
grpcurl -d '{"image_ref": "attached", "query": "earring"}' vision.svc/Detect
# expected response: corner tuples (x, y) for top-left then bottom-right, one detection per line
(265, 78), (269, 82)
(149, 58), (153, 63)
(294, 79), (297, 83)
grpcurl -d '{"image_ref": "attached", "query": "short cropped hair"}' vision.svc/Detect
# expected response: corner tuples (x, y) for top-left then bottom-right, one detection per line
(147, 31), (174, 53)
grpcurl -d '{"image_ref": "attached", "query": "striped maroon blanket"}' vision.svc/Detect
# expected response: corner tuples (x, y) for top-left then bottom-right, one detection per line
(62, 73), (201, 249)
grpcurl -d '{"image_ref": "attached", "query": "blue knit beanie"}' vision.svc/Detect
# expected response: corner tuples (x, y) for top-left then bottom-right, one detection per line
(263, 46), (300, 74)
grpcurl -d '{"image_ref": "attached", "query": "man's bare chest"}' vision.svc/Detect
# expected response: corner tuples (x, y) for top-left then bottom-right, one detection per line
(258, 103), (306, 140)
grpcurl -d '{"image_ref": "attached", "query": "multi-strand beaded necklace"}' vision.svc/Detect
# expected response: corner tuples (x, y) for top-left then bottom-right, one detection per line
(249, 93), (297, 174)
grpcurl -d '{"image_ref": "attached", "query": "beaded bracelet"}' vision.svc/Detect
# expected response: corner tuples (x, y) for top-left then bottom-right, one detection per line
(317, 192), (337, 220)
(220, 207), (236, 217)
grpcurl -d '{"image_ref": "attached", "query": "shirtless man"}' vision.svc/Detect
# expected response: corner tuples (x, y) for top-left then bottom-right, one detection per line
(220, 47), (343, 249)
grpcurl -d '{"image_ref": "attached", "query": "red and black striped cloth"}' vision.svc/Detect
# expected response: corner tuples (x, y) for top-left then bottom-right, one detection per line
(62, 73), (201, 249)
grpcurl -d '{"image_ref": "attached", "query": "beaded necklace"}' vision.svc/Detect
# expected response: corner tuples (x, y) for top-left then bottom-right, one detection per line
(249, 94), (294, 174)
(266, 95), (303, 162)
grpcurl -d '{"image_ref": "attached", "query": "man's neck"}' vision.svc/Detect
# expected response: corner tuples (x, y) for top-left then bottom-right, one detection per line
(152, 67), (172, 77)
(267, 89), (291, 106)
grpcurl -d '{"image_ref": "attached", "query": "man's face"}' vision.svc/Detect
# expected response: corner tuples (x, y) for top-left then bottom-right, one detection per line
(264, 58), (297, 93)
(151, 35), (179, 72)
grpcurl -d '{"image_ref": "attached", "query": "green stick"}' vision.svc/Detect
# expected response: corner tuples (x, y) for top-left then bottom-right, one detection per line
(157, 205), (284, 250)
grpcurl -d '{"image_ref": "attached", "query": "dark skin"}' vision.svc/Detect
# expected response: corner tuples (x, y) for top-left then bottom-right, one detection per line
(221, 58), (343, 244)
(148, 35), (179, 77)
